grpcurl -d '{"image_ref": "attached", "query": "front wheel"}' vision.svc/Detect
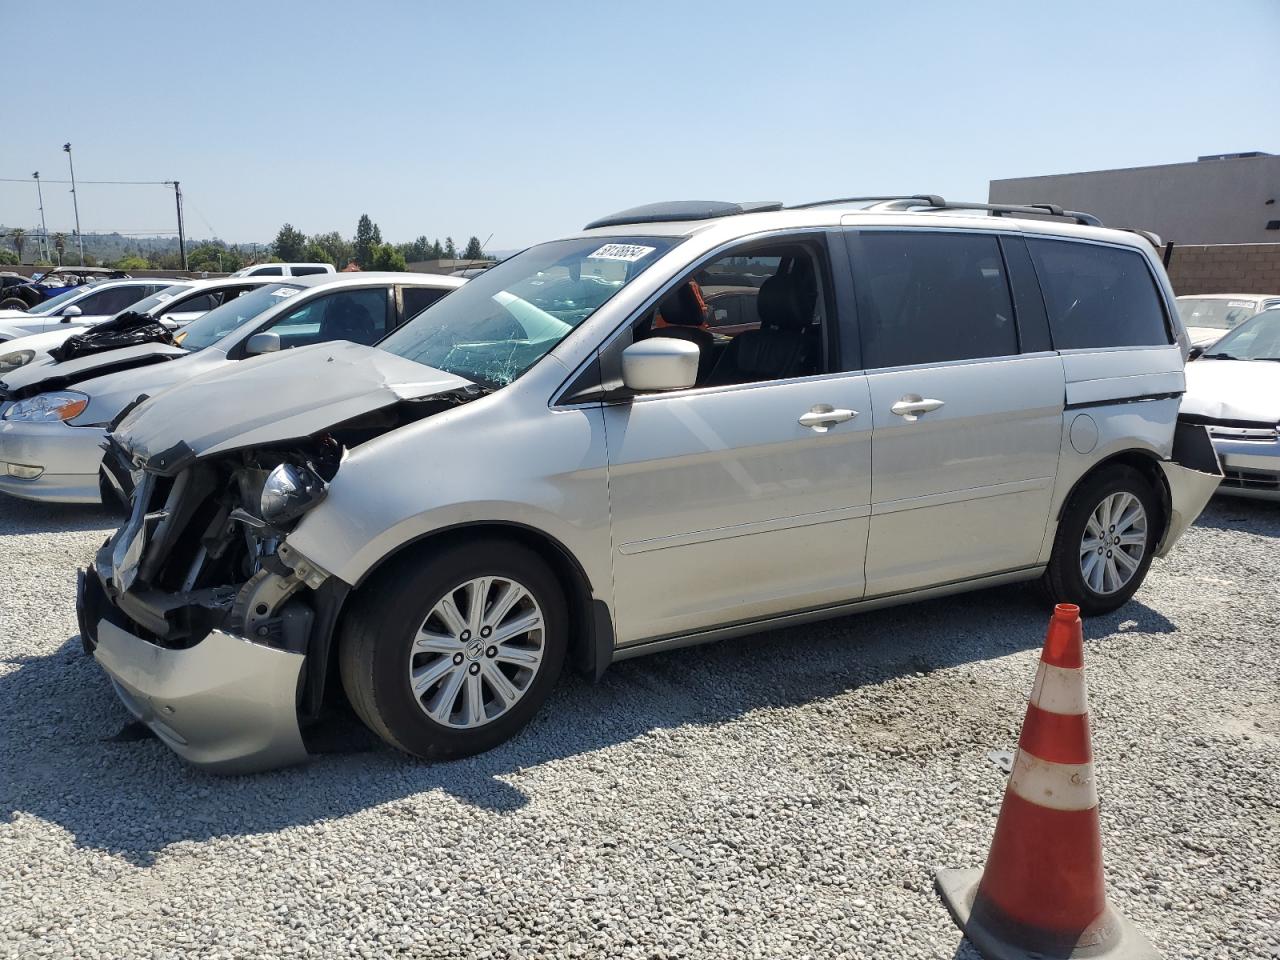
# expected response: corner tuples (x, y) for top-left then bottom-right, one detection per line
(0, 297), (28, 311)
(339, 539), (567, 761)
(1041, 465), (1161, 616)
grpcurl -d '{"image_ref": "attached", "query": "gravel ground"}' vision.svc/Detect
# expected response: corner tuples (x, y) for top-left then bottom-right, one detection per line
(1, 495), (1277, 960)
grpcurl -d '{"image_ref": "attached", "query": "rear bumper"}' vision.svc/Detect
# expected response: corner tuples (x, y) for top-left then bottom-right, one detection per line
(1155, 423), (1226, 557)
(81, 567), (309, 774)
(1211, 434), (1280, 501)
(0, 419), (106, 503)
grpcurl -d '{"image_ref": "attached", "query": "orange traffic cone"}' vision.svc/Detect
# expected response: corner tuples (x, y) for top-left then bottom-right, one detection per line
(935, 603), (1160, 959)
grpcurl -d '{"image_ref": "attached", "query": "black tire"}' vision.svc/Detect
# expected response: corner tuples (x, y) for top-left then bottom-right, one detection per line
(1040, 465), (1162, 615)
(0, 297), (28, 311)
(339, 538), (567, 761)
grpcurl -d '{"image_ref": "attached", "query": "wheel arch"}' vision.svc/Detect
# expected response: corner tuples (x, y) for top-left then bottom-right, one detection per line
(1056, 449), (1171, 536)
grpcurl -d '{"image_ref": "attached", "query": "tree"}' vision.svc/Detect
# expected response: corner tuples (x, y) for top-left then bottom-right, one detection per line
(113, 254), (152, 271)
(186, 242), (243, 273)
(308, 231), (353, 268)
(354, 214), (383, 270)
(9, 228), (25, 263)
(462, 236), (484, 260)
(370, 243), (406, 272)
(0, 248), (17, 265)
(273, 223), (307, 262)
(406, 235), (432, 262)
(443, 237), (457, 259)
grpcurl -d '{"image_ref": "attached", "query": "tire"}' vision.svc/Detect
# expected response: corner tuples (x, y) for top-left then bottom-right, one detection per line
(0, 297), (28, 311)
(1040, 465), (1162, 615)
(339, 538), (568, 761)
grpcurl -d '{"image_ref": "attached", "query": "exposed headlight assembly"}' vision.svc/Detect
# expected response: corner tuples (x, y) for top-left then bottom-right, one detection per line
(2, 391), (89, 423)
(259, 462), (328, 525)
(0, 349), (35, 375)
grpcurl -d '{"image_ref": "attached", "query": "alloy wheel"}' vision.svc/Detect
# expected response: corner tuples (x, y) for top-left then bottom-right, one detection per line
(1078, 491), (1148, 595)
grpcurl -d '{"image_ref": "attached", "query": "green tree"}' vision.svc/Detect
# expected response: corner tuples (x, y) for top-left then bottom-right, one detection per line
(8, 228), (26, 263)
(370, 243), (407, 272)
(113, 254), (152, 271)
(308, 231), (353, 268)
(273, 223), (308, 262)
(462, 236), (484, 260)
(354, 214), (383, 269)
(0, 248), (17, 265)
(186, 242), (243, 273)
(443, 237), (457, 259)
(406, 235), (432, 261)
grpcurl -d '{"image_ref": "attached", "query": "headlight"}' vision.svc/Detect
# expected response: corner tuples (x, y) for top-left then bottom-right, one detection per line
(2, 391), (89, 423)
(0, 349), (35, 375)
(259, 462), (327, 525)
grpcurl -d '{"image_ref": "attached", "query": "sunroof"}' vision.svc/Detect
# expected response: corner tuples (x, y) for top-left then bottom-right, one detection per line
(585, 200), (783, 230)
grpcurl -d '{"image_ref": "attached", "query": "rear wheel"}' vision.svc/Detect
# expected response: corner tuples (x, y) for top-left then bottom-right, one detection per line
(1041, 465), (1161, 615)
(339, 539), (567, 761)
(0, 297), (28, 311)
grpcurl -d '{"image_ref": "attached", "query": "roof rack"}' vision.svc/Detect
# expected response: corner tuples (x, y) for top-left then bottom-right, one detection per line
(584, 200), (783, 230)
(1117, 227), (1163, 249)
(867, 197), (1103, 227)
(786, 194), (945, 210)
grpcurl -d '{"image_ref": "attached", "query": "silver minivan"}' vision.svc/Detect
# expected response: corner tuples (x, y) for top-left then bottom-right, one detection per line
(78, 197), (1223, 773)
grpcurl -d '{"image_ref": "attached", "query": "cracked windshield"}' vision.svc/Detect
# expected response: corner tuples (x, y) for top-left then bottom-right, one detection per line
(378, 236), (677, 387)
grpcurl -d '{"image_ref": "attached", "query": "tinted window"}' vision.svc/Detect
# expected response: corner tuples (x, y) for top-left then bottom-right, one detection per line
(171, 292), (219, 313)
(251, 266), (284, 276)
(74, 285), (150, 316)
(1027, 239), (1169, 349)
(401, 285), (449, 321)
(265, 287), (389, 349)
(290, 266), (330, 276)
(848, 231), (1017, 368)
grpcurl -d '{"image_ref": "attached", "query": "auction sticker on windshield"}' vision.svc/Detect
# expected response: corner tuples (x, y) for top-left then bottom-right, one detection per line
(588, 244), (656, 262)
(272, 288), (300, 298)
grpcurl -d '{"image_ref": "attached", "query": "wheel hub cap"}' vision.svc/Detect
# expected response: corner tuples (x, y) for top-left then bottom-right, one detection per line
(1078, 491), (1148, 596)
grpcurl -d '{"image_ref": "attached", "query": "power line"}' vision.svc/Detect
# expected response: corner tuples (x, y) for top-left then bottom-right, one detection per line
(0, 177), (170, 185)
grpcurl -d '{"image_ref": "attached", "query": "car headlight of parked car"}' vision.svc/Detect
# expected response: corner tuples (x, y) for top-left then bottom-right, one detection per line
(2, 391), (90, 423)
(259, 462), (328, 525)
(0, 349), (35, 375)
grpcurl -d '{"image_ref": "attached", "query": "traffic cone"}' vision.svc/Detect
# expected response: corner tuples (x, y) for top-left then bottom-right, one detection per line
(935, 603), (1161, 959)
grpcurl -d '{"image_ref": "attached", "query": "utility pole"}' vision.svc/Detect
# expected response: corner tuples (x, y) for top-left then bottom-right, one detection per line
(62, 143), (85, 265)
(170, 180), (188, 270)
(32, 172), (50, 263)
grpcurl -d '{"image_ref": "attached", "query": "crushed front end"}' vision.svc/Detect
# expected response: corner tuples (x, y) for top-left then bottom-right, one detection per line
(80, 436), (350, 774)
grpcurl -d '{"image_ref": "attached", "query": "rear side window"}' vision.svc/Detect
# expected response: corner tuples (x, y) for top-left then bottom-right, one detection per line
(251, 266), (284, 276)
(290, 266), (330, 276)
(401, 285), (450, 321)
(1027, 239), (1169, 349)
(847, 231), (1017, 368)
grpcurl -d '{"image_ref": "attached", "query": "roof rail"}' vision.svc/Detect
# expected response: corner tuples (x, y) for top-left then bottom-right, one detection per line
(868, 197), (1104, 227)
(584, 200), (783, 230)
(786, 194), (945, 210)
(1117, 227), (1163, 249)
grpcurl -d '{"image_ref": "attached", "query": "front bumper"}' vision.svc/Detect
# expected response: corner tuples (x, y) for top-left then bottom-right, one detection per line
(1155, 423), (1226, 557)
(81, 566), (309, 775)
(1210, 434), (1280, 501)
(0, 419), (106, 503)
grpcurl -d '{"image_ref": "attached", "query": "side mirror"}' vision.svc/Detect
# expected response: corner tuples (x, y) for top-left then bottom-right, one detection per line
(246, 331), (281, 355)
(60, 304), (82, 320)
(1187, 345), (1204, 361)
(621, 337), (699, 393)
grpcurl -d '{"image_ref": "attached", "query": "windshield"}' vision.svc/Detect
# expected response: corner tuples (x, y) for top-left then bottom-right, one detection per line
(379, 236), (678, 386)
(1201, 309), (1280, 361)
(1177, 297), (1257, 331)
(121, 284), (196, 317)
(28, 287), (90, 315)
(176, 283), (303, 352)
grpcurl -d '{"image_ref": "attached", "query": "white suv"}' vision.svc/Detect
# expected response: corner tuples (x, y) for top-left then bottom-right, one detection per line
(80, 196), (1223, 773)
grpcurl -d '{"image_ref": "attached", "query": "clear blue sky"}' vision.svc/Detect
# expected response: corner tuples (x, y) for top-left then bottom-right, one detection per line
(6, 0), (1278, 250)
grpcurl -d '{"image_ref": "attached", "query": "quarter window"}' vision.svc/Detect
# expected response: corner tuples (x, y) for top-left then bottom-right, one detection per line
(401, 286), (450, 322)
(847, 231), (1017, 368)
(1027, 239), (1170, 349)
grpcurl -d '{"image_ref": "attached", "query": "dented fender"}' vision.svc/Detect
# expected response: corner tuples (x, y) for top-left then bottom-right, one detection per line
(1155, 422), (1223, 557)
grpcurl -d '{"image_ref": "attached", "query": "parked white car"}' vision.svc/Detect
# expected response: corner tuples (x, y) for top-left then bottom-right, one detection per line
(76, 196), (1223, 773)
(232, 263), (336, 278)
(0, 277), (279, 376)
(0, 278), (175, 342)
(1182, 307), (1280, 499)
(0, 273), (462, 504)
(1176, 293), (1280, 347)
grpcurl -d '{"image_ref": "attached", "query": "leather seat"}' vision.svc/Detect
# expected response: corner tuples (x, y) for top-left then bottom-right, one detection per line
(640, 282), (715, 380)
(706, 270), (817, 385)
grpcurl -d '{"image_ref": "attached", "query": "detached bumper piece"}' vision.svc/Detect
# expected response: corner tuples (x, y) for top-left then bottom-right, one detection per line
(1155, 422), (1225, 557)
(93, 619), (308, 774)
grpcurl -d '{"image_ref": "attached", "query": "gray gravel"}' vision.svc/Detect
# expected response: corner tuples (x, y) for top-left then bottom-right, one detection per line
(1, 495), (1277, 959)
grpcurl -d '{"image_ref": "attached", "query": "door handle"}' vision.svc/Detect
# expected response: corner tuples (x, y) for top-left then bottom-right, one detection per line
(890, 394), (945, 421)
(798, 404), (857, 432)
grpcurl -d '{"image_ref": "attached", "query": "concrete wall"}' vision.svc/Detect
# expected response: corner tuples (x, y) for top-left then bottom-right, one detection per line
(1164, 243), (1280, 296)
(990, 155), (1280, 245)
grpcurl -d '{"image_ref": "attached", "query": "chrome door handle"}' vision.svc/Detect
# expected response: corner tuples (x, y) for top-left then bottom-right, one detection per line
(798, 405), (857, 432)
(890, 394), (945, 421)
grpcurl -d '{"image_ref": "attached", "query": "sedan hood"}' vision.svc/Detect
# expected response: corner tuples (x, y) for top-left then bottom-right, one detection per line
(1182, 358), (1280, 422)
(0, 341), (187, 400)
(113, 341), (475, 467)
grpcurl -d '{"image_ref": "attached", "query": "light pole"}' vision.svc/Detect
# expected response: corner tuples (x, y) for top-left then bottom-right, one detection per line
(62, 142), (85, 265)
(32, 172), (51, 263)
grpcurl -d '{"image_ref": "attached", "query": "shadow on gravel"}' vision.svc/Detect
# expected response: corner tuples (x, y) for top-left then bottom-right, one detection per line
(1192, 497), (1280, 537)
(0, 583), (1176, 865)
(0, 497), (120, 536)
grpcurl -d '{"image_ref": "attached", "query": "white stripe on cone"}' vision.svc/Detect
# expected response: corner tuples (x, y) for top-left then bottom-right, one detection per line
(1028, 662), (1089, 716)
(1009, 751), (1099, 811)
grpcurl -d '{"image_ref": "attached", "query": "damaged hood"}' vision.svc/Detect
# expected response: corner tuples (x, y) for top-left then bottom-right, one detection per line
(113, 341), (475, 465)
(1182, 358), (1280, 422)
(0, 340), (188, 399)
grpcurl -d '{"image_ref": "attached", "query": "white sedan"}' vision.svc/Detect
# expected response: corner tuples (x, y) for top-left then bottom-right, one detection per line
(0, 278), (175, 342)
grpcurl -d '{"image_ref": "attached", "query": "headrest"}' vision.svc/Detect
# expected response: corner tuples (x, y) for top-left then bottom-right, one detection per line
(657, 282), (706, 328)
(757, 271), (816, 330)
